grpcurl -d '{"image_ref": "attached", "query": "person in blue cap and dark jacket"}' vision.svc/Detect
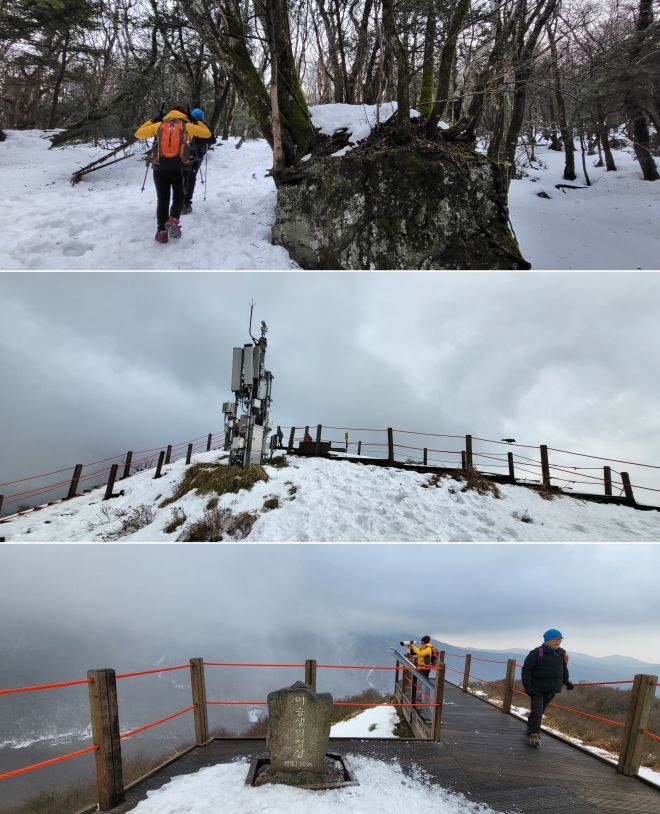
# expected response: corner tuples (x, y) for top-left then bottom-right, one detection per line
(182, 107), (217, 214)
(522, 629), (573, 746)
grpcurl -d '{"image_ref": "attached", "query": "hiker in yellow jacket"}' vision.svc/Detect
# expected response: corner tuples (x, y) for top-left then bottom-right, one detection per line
(409, 636), (433, 678)
(135, 105), (212, 243)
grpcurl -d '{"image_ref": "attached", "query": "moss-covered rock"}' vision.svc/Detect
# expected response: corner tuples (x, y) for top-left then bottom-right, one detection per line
(272, 141), (530, 269)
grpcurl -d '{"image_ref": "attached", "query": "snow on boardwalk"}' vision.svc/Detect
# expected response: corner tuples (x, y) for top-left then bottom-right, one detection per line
(120, 756), (495, 814)
(2, 453), (660, 541)
(1, 110), (658, 269)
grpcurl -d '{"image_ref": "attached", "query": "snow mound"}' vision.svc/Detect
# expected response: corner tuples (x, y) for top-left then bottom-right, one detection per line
(2, 453), (660, 541)
(330, 705), (398, 738)
(126, 756), (496, 814)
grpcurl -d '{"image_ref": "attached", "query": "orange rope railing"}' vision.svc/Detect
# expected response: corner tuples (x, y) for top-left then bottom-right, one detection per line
(546, 702), (625, 727)
(120, 705), (196, 740)
(116, 665), (191, 678)
(0, 746), (99, 781)
(204, 662), (305, 668)
(641, 729), (660, 742)
(0, 678), (93, 695)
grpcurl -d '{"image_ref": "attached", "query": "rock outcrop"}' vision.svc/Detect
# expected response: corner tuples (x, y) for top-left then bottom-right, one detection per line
(272, 129), (530, 270)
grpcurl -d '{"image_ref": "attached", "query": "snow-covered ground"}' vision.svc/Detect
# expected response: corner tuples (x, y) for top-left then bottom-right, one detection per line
(329, 705), (399, 738)
(1, 105), (657, 269)
(122, 756), (496, 814)
(2, 451), (660, 541)
(507, 143), (660, 270)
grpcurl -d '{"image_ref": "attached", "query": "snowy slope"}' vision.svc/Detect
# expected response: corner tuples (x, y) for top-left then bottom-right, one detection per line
(2, 452), (659, 542)
(1, 105), (658, 269)
(329, 705), (398, 738)
(120, 756), (496, 814)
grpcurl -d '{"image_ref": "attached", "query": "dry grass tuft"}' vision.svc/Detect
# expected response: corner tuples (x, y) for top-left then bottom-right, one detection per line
(163, 507), (186, 534)
(512, 509), (533, 523)
(538, 483), (563, 501)
(268, 455), (289, 469)
(452, 465), (501, 498)
(160, 463), (269, 508)
(181, 507), (257, 541)
(262, 497), (280, 512)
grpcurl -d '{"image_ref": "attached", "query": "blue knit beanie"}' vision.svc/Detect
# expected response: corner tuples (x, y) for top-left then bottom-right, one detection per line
(191, 108), (204, 121)
(543, 628), (563, 641)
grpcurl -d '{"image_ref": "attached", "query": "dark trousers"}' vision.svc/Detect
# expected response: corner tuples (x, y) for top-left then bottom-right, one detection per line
(153, 168), (185, 231)
(528, 691), (555, 733)
(184, 162), (201, 205)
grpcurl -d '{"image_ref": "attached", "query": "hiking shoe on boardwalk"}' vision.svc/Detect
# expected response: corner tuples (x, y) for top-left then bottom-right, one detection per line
(181, 203), (192, 215)
(529, 733), (541, 747)
(166, 217), (181, 239)
(155, 230), (168, 244)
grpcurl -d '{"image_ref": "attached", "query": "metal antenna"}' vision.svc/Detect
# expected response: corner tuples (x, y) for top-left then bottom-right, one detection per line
(248, 300), (257, 343)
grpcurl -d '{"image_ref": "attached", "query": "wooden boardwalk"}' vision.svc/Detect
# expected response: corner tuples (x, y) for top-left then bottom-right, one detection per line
(109, 681), (659, 814)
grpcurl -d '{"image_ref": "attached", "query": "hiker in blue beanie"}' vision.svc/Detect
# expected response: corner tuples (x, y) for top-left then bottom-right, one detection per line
(521, 629), (573, 747)
(182, 107), (217, 215)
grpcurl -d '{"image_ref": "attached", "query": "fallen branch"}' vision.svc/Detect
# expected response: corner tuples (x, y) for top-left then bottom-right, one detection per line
(70, 139), (137, 185)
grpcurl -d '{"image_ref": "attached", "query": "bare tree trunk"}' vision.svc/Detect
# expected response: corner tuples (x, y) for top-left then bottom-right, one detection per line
(546, 22), (576, 180)
(596, 98), (617, 171)
(265, 0), (285, 178)
(49, 28), (70, 129)
(425, 0), (470, 137)
(417, 0), (436, 116)
(624, 0), (659, 180)
(209, 62), (230, 135)
(317, 0), (344, 102)
(382, 0), (410, 144)
(222, 85), (237, 140)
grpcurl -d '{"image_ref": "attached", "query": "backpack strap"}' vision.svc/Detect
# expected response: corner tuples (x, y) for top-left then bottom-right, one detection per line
(538, 646), (544, 659)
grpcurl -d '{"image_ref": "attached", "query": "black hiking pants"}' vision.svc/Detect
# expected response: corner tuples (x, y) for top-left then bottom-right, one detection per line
(183, 162), (201, 205)
(153, 168), (185, 231)
(527, 690), (555, 733)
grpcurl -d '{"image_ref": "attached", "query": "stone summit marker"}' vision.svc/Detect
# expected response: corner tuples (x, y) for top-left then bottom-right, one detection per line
(250, 680), (356, 788)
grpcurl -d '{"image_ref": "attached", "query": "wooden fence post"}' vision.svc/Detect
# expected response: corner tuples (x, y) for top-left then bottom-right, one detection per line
(411, 672), (418, 707)
(621, 472), (635, 504)
(604, 466), (612, 496)
(461, 451), (466, 470)
(465, 435), (473, 467)
(423, 448), (427, 466)
(67, 464), (83, 499)
(357, 441), (361, 455)
(186, 443), (193, 465)
(462, 654), (471, 692)
(540, 445), (551, 489)
(508, 452), (515, 483)
(206, 434), (212, 452)
(165, 445), (172, 465)
(395, 660), (400, 687)
(305, 659), (317, 690)
(122, 452), (132, 480)
(387, 428), (394, 465)
(189, 658), (209, 746)
(314, 425), (322, 456)
(432, 664), (446, 742)
(154, 451), (165, 479)
(88, 669), (124, 811)
(287, 427), (295, 454)
(502, 659), (517, 713)
(103, 465), (119, 501)
(617, 673), (658, 776)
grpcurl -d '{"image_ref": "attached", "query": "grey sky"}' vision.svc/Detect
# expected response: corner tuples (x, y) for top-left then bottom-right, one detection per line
(1, 544), (659, 663)
(2, 271), (660, 507)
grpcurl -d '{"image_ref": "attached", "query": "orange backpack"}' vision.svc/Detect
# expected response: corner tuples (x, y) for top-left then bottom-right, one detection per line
(154, 119), (192, 167)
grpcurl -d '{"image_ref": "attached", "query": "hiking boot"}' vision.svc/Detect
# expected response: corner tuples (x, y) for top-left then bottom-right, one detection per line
(529, 733), (541, 747)
(166, 217), (181, 239)
(181, 203), (192, 215)
(155, 230), (168, 244)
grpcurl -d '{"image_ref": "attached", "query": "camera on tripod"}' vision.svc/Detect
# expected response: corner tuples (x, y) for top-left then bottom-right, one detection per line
(400, 640), (418, 647)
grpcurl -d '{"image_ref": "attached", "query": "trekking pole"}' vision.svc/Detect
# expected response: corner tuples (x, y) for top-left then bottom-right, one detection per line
(203, 151), (208, 201)
(140, 159), (151, 192)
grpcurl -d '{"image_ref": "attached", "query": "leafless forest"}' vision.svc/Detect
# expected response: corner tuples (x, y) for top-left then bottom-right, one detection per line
(1, 0), (658, 178)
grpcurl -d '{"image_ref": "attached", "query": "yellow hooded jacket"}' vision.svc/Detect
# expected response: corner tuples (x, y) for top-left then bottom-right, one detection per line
(410, 641), (433, 670)
(135, 109), (211, 143)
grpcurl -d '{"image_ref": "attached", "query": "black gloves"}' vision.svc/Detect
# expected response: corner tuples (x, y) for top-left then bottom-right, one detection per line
(565, 682), (574, 690)
(189, 113), (198, 124)
(151, 103), (165, 123)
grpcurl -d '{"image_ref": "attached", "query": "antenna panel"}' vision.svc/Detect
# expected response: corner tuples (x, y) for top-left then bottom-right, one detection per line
(231, 348), (243, 392)
(243, 344), (254, 383)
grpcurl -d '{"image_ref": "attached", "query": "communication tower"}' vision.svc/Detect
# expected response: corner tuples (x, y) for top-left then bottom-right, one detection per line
(222, 305), (274, 467)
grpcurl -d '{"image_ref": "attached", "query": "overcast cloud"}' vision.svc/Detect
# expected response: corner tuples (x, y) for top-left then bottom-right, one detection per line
(2, 271), (660, 506)
(1, 544), (659, 663)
